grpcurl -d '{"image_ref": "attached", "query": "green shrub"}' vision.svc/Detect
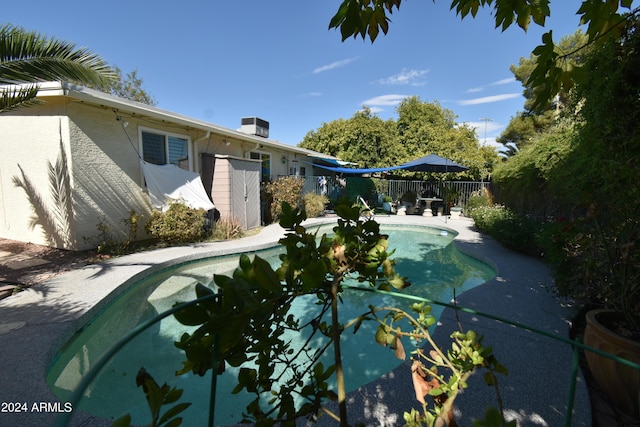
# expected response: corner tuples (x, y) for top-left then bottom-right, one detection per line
(211, 216), (244, 241)
(343, 177), (376, 205)
(466, 188), (493, 213)
(303, 193), (328, 218)
(85, 210), (143, 255)
(265, 176), (304, 222)
(145, 202), (208, 243)
(400, 190), (416, 203)
(469, 205), (541, 256)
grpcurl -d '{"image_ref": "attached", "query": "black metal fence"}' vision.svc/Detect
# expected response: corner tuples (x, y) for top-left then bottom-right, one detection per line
(302, 176), (490, 208)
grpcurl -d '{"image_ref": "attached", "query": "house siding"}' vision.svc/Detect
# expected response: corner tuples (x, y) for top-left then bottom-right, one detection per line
(66, 103), (152, 249)
(0, 101), (77, 248)
(0, 83), (339, 250)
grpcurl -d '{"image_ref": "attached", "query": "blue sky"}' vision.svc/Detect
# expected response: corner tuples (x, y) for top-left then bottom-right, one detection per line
(5, 1), (587, 150)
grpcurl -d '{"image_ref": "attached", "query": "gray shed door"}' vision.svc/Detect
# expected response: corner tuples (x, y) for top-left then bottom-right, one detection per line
(230, 158), (260, 229)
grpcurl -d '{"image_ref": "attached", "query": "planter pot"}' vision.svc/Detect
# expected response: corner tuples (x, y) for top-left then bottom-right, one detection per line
(583, 309), (640, 420)
(449, 207), (462, 219)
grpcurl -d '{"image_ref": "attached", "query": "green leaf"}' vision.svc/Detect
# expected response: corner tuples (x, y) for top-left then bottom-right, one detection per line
(239, 253), (252, 271)
(375, 325), (389, 346)
(158, 402), (191, 426)
(313, 362), (325, 378)
(336, 202), (361, 221)
(164, 387), (184, 404)
(213, 273), (231, 287)
(173, 302), (210, 326)
(233, 367), (258, 393)
(195, 282), (214, 299)
(482, 372), (495, 387)
(278, 201), (306, 230)
(389, 274), (410, 289)
(428, 386), (444, 396)
(252, 255), (282, 293)
(300, 260), (328, 291)
(163, 418), (183, 427)
(110, 414), (131, 427)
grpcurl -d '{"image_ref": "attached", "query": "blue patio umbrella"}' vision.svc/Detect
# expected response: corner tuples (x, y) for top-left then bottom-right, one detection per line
(397, 154), (468, 173)
(311, 153), (468, 174)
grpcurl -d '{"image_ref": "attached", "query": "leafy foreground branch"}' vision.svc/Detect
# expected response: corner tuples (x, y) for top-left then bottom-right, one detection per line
(113, 202), (512, 427)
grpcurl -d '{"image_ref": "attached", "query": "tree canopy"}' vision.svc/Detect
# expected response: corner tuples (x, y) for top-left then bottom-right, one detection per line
(299, 107), (401, 169)
(102, 67), (157, 106)
(0, 24), (115, 113)
(497, 30), (594, 154)
(299, 96), (498, 180)
(329, 0), (638, 113)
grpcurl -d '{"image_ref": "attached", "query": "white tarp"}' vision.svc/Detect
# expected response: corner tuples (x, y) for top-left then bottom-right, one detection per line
(141, 161), (215, 211)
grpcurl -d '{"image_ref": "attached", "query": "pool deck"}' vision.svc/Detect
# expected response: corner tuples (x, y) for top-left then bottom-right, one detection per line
(0, 215), (590, 426)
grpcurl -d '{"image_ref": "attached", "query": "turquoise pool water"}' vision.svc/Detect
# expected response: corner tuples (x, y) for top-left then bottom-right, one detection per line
(47, 225), (495, 426)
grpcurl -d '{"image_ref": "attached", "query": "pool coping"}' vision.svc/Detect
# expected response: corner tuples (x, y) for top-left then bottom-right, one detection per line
(0, 215), (590, 426)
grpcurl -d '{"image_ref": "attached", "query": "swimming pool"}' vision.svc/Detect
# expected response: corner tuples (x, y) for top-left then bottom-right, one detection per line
(47, 224), (495, 426)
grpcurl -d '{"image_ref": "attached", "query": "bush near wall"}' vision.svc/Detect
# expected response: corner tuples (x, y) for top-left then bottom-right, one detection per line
(303, 193), (329, 218)
(468, 204), (542, 257)
(211, 216), (244, 241)
(265, 176), (304, 222)
(146, 203), (208, 243)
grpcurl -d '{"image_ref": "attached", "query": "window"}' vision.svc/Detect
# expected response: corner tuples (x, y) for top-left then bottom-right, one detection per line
(250, 151), (271, 182)
(289, 160), (305, 176)
(141, 129), (190, 170)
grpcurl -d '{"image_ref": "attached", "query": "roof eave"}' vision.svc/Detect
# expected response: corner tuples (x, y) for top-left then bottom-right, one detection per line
(30, 81), (339, 160)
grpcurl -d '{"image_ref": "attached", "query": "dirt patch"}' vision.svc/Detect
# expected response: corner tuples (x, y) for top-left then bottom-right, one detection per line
(0, 239), (95, 290)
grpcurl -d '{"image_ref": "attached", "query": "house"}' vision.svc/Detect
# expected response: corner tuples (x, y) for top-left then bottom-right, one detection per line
(0, 82), (339, 250)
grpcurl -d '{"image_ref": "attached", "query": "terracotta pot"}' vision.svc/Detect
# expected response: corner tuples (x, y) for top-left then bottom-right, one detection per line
(583, 309), (640, 420)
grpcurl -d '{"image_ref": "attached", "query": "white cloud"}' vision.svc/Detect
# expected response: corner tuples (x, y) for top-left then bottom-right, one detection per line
(490, 77), (516, 86)
(308, 92), (322, 97)
(313, 57), (359, 74)
(361, 94), (408, 108)
(459, 120), (502, 149)
(466, 120), (502, 134)
(374, 69), (429, 86)
(458, 93), (521, 105)
(466, 78), (516, 93)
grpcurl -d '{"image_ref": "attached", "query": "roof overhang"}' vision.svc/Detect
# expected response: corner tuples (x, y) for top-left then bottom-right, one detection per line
(26, 81), (341, 161)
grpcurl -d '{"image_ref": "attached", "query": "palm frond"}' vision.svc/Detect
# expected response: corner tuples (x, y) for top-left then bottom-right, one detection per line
(0, 24), (115, 87)
(0, 84), (41, 113)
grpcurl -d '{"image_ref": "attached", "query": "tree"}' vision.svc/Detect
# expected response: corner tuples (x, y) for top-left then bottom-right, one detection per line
(497, 31), (592, 154)
(300, 107), (401, 168)
(342, 108), (401, 168)
(0, 24), (115, 113)
(103, 66), (157, 106)
(396, 96), (461, 157)
(495, 114), (542, 154)
(329, 0), (639, 112)
(300, 97), (499, 180)
(540, 15), (640, 335)
(513, 31), (590, 113)
(395, 96), (497, 179)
